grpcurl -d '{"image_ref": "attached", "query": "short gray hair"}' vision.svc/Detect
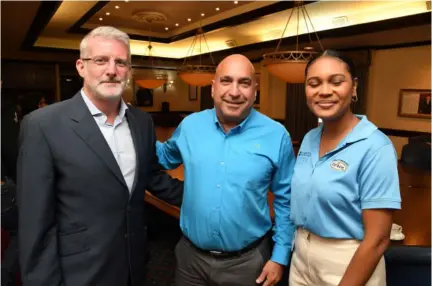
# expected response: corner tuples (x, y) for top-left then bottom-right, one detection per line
(80, 26), (131, 61)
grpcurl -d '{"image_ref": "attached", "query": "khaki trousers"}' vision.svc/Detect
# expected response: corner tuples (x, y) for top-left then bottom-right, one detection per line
(289, 228), (386, 286)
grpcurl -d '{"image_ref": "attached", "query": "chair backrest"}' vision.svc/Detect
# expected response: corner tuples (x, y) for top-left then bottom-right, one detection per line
(385, 245), (431, 286)
(400, 141), (431, 170)
(161, 101), (170, 113)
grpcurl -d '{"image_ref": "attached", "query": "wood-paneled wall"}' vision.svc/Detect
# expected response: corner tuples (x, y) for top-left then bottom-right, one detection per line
(1, 60), (58, 104)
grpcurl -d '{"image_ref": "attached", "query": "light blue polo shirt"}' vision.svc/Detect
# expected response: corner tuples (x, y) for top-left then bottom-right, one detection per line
(291, 115), (401, 240)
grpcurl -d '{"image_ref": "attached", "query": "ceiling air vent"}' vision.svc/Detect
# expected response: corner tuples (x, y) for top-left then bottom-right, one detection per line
(332, 16), (349, 27)
(225, 40), (237, 48)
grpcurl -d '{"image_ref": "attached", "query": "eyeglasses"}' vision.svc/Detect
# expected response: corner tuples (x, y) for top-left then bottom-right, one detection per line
(81, 56), (130, 69)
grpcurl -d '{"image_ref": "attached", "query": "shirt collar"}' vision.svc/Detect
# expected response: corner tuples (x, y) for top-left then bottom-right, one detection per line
(81, 89), (128, 120)
(314, 115), (377, 144)
(346, 115), (377, 143)
(212, 107), (256, 132)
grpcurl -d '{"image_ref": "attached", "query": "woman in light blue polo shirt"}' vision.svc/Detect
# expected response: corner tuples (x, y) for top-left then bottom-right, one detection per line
(289, 50), (401, 286)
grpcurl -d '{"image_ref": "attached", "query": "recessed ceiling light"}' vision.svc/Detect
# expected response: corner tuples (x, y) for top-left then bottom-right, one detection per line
(175, 23), (179, 27)
(106, 12), (110, 16)
(165, 27), (169, 30)
(187, 18), (192, 22)
(215, 7), (220, 11)
(99, 17), (103, 21)
(201, 13), (205, 16)
(124, 0), (128, 2)
(115, 5), (119, 9)
(234, 1), (238, 4)
(304, 46), (314, 50)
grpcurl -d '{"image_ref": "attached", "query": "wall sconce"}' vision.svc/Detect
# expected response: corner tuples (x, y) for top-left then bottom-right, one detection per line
(163, 80), (175, 93)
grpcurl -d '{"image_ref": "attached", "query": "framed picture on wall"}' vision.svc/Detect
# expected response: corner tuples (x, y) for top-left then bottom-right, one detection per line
(398, 89), (431, 119)
(135, 86), (153, 107)
(189, 85), (198, 101)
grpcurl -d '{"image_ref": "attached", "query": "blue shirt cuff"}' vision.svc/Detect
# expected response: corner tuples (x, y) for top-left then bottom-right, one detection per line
(362, 200), (401, 210)
(270, 243), (291, 266)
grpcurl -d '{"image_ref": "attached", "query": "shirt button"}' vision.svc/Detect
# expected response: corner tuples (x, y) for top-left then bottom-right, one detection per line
(220, 161), (224, 165)
(216, 184), (220, 188)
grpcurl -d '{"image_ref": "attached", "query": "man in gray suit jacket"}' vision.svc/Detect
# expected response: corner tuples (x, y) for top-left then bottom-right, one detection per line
(17, 26), (183, 286)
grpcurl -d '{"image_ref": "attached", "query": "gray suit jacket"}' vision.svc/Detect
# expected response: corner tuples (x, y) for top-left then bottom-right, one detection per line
(17, 93), (183, 286)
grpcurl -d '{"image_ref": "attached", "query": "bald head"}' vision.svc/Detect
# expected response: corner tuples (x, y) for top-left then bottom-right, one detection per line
(216, 54), (255, 77)
(211, 54), (257, 128)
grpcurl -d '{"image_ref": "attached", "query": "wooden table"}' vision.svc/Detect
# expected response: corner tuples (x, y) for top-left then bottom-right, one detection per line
(392, 164), (431, 247)
(145, 165), (183, 219)
(145, 190), (180, 219)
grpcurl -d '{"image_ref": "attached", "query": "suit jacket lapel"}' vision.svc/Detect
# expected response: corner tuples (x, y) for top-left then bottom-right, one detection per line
(68, 93), (128, 190)
(125, 109), (142, 195)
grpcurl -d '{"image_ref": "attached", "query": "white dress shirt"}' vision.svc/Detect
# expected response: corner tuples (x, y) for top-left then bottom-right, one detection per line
(81, 90), (136, 193)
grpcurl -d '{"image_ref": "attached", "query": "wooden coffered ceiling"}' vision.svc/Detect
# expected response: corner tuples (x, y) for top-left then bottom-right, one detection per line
(1, 1), (431, 63)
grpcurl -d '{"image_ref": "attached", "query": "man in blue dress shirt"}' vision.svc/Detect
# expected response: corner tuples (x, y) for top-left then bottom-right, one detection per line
(156, 54), (296, 286)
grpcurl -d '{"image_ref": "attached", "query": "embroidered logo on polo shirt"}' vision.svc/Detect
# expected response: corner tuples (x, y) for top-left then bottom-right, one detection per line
(330, 159), (349, 172)
(298, 151), (311, 157)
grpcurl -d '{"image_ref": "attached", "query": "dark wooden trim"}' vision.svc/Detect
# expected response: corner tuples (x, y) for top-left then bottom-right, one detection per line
(18, 38), (428, 66)
(149, 111), (194, 115)
(21, 1), (63, 50)
(2, 59), (63, 66)
(131, 65), (179, 71)
(339, 40), (431, 52)
(1, 56), (182, 71)
(67, 1), (312, 43)
(380, 128), (431, 138)
(67, 0), (170, 43)
(19, 45), (183, 64)
(16, 4), (432, 63)
(324, 12), (431, 41)
(67, 1), (110, 33)
(24, 46), (79, 54)
(131, 55), (183, 63)
(183, 12), (431, 62)
(168, 1), (307, 43)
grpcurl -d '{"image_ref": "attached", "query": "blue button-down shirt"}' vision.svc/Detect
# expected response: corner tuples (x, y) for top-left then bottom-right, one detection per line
(291, 115), (401, 240)
(156, 108), (296, 265)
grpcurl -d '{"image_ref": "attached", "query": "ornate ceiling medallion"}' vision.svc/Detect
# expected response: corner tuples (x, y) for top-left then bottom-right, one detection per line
(132, 11), (167, 23)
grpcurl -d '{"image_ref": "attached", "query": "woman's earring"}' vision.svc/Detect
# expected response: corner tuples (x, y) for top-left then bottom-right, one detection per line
(352, 93), (358, 103)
